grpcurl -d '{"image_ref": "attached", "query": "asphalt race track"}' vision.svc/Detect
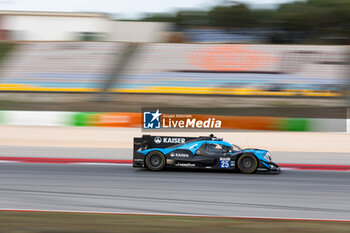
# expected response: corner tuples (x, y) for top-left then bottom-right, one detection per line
(0, 163), (350, 220)
(1, 146), (350, 164)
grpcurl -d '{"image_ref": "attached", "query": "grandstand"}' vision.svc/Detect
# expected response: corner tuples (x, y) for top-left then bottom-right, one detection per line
(116, 43), (347, 97)
(0, 42), (347, 97)
(0, 42), (127, 92)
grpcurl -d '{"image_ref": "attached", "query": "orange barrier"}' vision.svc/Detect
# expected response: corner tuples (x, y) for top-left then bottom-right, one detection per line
(205, 115), (280, 131)
(92, 113), (141, 128)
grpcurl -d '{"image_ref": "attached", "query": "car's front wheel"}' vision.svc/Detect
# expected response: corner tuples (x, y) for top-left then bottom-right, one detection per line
(145, 151), (166, 171)
(237, 154), (258, 174)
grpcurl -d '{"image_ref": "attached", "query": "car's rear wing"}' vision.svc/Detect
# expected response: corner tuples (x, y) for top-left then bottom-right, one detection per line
(134, 135), (211, 152)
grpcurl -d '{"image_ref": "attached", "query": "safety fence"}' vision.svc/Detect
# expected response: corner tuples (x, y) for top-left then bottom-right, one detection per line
(0, 42), (347, 97)
(0, 111), (346, 132)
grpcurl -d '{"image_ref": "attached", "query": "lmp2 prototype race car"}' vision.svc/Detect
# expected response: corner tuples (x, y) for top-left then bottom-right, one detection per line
(133, 134), (280, 174)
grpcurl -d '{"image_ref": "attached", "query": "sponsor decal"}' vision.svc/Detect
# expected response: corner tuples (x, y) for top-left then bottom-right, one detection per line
(134, 159), (144, 162)
(163, 137), (185, 144)
(170, 153), (189, 158)
(175, 163), (195, 167)
(154, 136), (162, 144)
(220, 157), (230, 161)
(155, 137), (186, 144)
(143, 109), (222, 129)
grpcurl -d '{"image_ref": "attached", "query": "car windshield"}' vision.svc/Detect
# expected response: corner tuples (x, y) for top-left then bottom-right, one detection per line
(232, 144), (242, 151)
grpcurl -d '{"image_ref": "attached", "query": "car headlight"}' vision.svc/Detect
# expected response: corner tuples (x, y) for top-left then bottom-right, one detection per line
(263, 152), (271, 162)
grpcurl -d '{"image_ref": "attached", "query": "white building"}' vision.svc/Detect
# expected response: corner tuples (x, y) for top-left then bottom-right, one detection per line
(109, 21), (171, 43)
(0, 11), (170, 42)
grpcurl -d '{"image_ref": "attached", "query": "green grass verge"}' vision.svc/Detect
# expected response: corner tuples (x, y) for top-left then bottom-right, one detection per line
(0, 42), (15, 64)
(0, 211), (350, 233)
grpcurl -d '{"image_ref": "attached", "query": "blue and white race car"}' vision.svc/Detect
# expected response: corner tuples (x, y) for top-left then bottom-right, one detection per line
(133, 134), (280, 174)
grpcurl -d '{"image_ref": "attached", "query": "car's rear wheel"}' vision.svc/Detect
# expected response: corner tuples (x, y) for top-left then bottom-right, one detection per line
(145, 151), (166, 171)
(237, 154), (258, 174)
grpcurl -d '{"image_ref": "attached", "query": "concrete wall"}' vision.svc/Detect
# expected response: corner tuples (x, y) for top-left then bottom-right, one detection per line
(108, 21), (170, 42)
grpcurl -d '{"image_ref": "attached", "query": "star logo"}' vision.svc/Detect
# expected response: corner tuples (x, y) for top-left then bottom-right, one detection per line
(143, 109), (162, 129)
(150, 109), (161, 123)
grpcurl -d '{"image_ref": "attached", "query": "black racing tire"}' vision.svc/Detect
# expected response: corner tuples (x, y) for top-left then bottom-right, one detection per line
(145, 151), (166, 171)
(237, 153), (258, 174)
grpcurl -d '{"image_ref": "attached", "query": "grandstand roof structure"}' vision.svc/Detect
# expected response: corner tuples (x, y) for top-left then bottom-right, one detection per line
(0, 10), (108, 18)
